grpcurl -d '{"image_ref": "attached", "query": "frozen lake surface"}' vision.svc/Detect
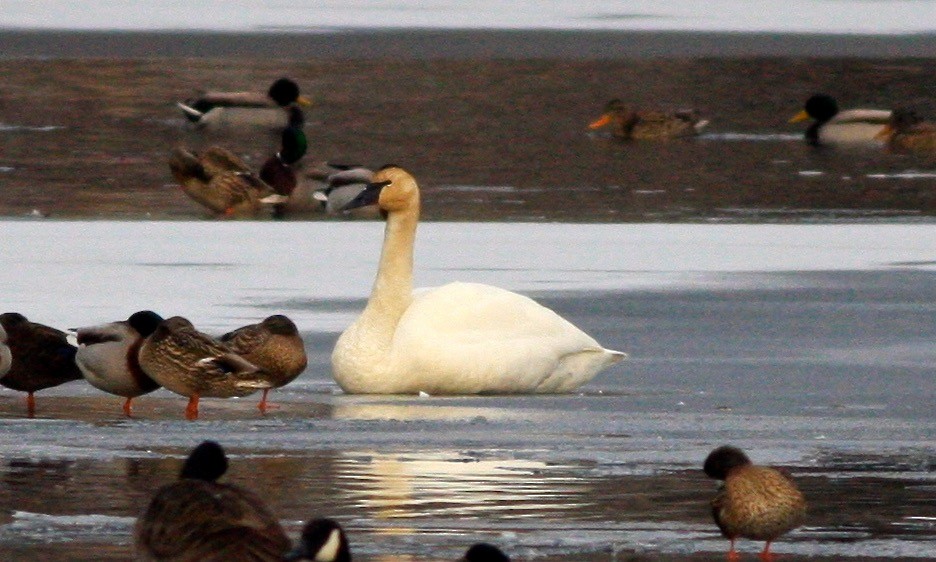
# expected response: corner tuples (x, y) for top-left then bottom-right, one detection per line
(3, 0), (936, 34)
(0, 220), (934, 560)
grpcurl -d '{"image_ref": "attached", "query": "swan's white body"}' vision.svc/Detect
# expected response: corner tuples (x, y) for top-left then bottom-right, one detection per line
(0, 325), (11, 378)
(331, 167), (625, 395)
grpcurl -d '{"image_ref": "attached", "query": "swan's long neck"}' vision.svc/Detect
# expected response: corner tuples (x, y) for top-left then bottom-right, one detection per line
(359, 204), (419, 341)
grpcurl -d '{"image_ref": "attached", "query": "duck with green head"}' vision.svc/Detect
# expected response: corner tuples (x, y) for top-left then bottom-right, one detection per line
(178, 77), (312, 131)
(789, 94), (891, 146)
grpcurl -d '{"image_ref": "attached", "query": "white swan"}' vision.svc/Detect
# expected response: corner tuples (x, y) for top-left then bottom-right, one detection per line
(331, 166), (626, 395)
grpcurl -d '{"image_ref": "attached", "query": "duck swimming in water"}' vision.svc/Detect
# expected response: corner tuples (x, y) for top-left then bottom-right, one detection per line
(789, 94), (891, 147)
(588, 98), (708, 139)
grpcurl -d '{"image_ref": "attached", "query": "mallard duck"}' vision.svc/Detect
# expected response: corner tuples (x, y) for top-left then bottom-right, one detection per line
(332, 166), (625, 395)
(875, 108), (936, 155)
(284, 519), (351, 562)
(588, 98), (708, 139)
(74, 310), (164, 417)
(704, 445), (807, 561)
(170, 108), (305, 218)
(0, 312), (82, 417)
(789, 94), (892, 146)
(135, 440), (292, 561)
(137, 316), (270, 420)
(309, 163), (381, 218)
(177, 77), (312, 131)
(219, 315), (307, 414)
(462, 543), (510, 562)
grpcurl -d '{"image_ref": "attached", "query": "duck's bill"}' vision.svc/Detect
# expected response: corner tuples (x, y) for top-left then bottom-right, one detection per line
(788, 110), (810, 124)
(342, 180), (390, 212)
(296, 95), (313, 106)
(588, 114), (612, 129)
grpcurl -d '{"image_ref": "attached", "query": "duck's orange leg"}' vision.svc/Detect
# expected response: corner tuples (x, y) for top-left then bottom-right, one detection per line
(257, 389), (271, 414)
(26, 392), (36, 418)
(122, 397), (134, 417)
(758, 541), (775, 561)
(727, 538), (741, 561)
(185, 394), (200, 420)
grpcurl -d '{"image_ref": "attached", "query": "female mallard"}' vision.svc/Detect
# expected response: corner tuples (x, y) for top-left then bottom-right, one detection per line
(309, 163), (381, 218)
(0, 312), (82, 417)
(74, 310), (164, 417)
(137, 316), (270, 420)
(169, 107), (306, 218)
(219, 315), (308, 414)
(588, 99), (708, 139)
(876, 108), (936, 155)
(285, 519), (351, 562)
(332, 166), (625, 395)
(704, 445), (806, 561)
(177, 77), (312, 131)
(135, 440), (292, 561)
(789, 94), (891, 146)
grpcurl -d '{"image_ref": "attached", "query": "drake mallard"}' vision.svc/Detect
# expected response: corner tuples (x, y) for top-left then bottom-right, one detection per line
(462, 543), (510, 562)
(332, 166), (625, 394)
(170, 106), (306, 218)
(789, 94), (892, 146)
(875, 108), (936, 155)
(284, 519), (351, 562)
(137, 316), (270, 420)
(0, 312), (82, 417)
(705, 445), (807, 561)
(177, 77), (312, 131)
(135, 440), (292, 561)
(219, 315), (308, 414)
(588, 98), (709, 139)
(309, 163), (381, 218)
(74, 310), (164, 417)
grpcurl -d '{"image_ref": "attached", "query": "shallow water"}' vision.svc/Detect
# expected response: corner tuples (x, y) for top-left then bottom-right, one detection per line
(3, 0), (936, 33)
(0, 221), (934, 560)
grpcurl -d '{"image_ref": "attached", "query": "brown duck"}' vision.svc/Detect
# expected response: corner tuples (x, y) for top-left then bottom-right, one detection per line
(704, 445), (806, 561)
(0, 312), (82, 417)
(136, 316), (270, 420)
(220, 315), (308, 414)
(135, 440), (291, 561)
(876, 108), (936, 155)
(588, 98), (708, 139)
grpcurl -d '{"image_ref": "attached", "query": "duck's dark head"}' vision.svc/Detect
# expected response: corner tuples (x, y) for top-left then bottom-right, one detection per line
(269, 78), (312, 107)
(704, 445), (752, 480)
(462, 543), (510, 562)
(128, 310), (164, 338)
(261, 315), (300, 336)
(791, 94), (839, 125)
(285, 518), (350, 562)
(180, 440), (228, 482)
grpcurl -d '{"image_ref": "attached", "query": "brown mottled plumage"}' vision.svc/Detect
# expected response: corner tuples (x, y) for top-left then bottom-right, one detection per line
(0, 312), (82, 417)
(220, 315), (307, 414)
(876, 108), (936, 155)
(705, 445), (806, 561)
(135, 441), (291, 561)
(137, 316), (270, 420)
(588, 98), (708, 140)
(169, 146), (283, 217)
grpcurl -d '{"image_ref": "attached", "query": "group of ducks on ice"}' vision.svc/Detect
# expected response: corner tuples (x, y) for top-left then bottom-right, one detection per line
(0, 78), (879, 560)
(168, 77), (936, 220)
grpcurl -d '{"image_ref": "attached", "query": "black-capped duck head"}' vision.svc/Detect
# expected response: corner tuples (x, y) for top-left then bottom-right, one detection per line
(342, 165), (418, 216)
(261, 314), (300, 336)
(704, 445), (753, 481)
(588, 98), (629, 130)
(127, 310), (165, 338)
(180, 440), (228, 482)
(0, 312), (29, 329)
(462, 543), (511, 562)
(790, 94), (839, 124)
(268, 78), (312, 107)
(285, 518), (350, 562)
